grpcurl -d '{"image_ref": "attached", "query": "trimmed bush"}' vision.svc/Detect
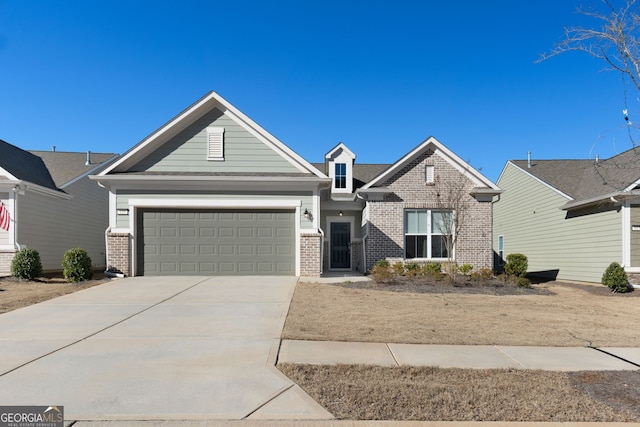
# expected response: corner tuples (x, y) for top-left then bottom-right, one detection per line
(370, 262), (393, 283)
(11, 247), (42, 280)
(459, 264), (473, 275)
(405, 262), (421, 280)
(392, 262), (405, 276)
(471, 268), (494, 281)
(601, 262), (629, 293)
(62, 248), (93, 283)
(423, 263), (443, 280)
(375, 259), (390, 268)
(504, 253), (528, 278)
(516, 276), (531, 288)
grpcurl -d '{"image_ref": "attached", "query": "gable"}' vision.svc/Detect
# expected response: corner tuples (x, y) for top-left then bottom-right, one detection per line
(128, 108), (302, 174)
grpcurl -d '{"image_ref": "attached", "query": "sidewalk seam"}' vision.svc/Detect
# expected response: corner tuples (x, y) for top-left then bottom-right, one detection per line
(494, 345), (526, 368)
(385, 343), (400, 366)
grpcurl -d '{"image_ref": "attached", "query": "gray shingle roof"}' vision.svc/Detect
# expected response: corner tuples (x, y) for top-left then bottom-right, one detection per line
(29, 151), (118, 187)
(0, 139), (59, 191)
(511, 147), (640, 202)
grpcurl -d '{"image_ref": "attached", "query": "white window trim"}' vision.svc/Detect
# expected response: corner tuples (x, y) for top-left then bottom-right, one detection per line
(404, 209), (453, 261)
(206, 126), (225, 161)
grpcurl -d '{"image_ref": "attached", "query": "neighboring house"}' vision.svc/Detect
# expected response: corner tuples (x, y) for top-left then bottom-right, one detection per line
(494, 148), (640, 283)
(0, 140), (119, 274)
(93, 91), (501, 277)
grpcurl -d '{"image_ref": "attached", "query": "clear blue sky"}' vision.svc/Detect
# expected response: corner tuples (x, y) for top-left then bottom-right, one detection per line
(0, 1), (635, 182)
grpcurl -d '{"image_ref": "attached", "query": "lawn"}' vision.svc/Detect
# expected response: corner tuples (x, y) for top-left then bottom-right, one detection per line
(279, 278), (640, 421)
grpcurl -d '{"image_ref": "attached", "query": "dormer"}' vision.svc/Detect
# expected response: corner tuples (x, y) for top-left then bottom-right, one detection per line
(325, 142), (356, 197)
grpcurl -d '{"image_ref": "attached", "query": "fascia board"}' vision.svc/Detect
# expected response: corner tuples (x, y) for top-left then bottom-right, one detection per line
(100, 91), (328, 179)
(362, 136), (499, 190)
(0, 166), (18, 181)
(0, 178), (71, 199)
(507, 161), (573, 200)
(624, 177), (640, 192)
(325, 142), (356, 160)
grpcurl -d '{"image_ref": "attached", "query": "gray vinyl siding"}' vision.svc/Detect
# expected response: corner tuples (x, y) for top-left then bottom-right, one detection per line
(115, 190), (314, 230)
(494, 163), (621, 283)
(129, 108), (301, 174)
(17, 178), (108, 271)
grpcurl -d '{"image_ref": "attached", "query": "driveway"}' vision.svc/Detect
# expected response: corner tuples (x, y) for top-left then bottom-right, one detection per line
(0, 276), (331, 421)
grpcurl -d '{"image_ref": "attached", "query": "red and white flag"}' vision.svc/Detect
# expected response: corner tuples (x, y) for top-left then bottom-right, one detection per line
(0, 202), (10, 231)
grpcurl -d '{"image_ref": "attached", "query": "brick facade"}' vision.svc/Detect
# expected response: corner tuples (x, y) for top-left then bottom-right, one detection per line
(0, 250), (16, 274)
(364, 149), (493, 272)
(300, 232), (322, 276)
(106, 232), (131, 276)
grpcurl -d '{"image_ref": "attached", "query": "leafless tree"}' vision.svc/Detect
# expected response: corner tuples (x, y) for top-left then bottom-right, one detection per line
(539, 0), (640, 93)
(432, 176), (471, 282)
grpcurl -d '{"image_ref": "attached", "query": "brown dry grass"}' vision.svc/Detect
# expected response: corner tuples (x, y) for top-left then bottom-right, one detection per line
(0, 273), (111, 314)
(279, 364), (638, 422)
(282, 280), (640, 347)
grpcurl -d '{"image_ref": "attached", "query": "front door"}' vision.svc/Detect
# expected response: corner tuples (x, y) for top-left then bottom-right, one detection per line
(330, 222), (351, 269)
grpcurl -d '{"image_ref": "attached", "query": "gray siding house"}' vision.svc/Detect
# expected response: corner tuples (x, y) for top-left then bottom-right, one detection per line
(93, 91), (500, 277)
(494, 149), (640, 283)
(0, 141), (119, 273)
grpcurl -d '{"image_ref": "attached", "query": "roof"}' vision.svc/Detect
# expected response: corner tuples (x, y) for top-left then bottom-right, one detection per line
(0, 139), (59, 191)
(508, 147), (640, 208)
(30, 151), (119, 187)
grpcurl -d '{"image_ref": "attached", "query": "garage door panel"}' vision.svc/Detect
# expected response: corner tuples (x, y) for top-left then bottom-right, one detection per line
(140, 209), (295, 276)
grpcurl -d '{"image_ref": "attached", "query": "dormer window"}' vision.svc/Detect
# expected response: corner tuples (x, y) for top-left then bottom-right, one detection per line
(335, 163), (347, 189)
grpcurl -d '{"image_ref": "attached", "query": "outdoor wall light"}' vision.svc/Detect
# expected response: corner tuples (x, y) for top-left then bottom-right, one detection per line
(339, 211), (343, 216)
(304, 208), (313, 220)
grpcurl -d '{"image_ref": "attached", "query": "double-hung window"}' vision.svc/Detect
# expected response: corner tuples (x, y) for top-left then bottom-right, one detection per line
(405, 209), (452, 259)
(335, 163), (347, 189)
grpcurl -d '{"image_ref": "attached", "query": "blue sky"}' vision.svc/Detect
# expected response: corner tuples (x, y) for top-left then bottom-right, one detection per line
(0, 1), (635, 182)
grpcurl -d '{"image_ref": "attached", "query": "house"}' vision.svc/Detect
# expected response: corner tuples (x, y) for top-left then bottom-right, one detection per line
(92, 91), (501, 277)
(493, 148), (640, 283)
(0, 141), (119, 274)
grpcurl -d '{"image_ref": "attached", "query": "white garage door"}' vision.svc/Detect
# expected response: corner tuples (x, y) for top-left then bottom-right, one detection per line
(139, 209), (295, 275)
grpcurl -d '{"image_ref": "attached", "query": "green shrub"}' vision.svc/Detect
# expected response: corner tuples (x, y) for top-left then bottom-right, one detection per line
(516, 276), (531, 288)
(375, 259), (390, 268)
(459, 264), (473, 275)
(405, 262), (421, 280)
(504, 253), (528, 278)
(601, 262), (629, 293)
(11, 247), (43, 280)
(471, 268), (494, 281)
(62, 248), (93, 283)
(392, 262), (405, 276)
(423, 263), (443, 280)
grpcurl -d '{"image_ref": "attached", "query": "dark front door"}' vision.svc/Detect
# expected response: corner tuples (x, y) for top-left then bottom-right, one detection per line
(330, 222), (351, 269)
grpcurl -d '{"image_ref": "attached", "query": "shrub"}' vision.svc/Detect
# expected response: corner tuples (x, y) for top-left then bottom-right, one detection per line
(516, 276), (531, 288)
(392, 262), (405, 276)
(405, 262), (421, 280)
(370, 263), (394, 283)
(459, 264), (473, 275)
(11, 247), (43, 280)
(471, 268), (494, 281)
(375, 259), (390, 268)
(504, 253), (528, 278)
(423, 263), (443, 280)
(601, 262), (629, 293)
(62, 248), (93, 283)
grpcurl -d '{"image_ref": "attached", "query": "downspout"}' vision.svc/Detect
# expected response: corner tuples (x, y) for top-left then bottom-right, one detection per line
(357, 192), (368, 273)
(318, 226), (325, 276)
(12, 186), (22, 251)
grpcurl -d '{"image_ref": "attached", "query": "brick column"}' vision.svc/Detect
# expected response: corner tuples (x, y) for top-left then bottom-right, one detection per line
(300, 232), (322, 277)
(107, 232), (131, 276)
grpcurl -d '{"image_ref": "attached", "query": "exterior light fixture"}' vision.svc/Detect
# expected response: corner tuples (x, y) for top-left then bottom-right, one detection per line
(339, 211), (343, 216)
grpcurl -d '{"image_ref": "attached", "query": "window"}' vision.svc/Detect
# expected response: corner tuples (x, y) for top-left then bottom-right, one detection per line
(498, 235), (504, 265)
(335, 162), (347, 189)
(425, 164), (435, 184)
(405, 209), (452, 259)
(207, 127), (225, 160)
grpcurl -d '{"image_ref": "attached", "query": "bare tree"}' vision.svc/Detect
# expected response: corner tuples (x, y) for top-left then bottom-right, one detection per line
(432, 176), (471, 282)
(539, 0), (640, 93)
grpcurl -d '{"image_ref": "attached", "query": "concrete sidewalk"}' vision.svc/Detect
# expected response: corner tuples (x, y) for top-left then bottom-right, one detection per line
(279, 340), (640, 371)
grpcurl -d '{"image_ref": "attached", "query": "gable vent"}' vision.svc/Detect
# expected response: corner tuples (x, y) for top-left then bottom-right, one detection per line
(207, 127), (225, 161)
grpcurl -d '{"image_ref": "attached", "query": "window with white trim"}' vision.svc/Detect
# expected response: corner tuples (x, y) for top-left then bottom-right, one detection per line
(206, 126), (225, 160)
(404, 209), (452, 259)
(335, 162), (347, 189)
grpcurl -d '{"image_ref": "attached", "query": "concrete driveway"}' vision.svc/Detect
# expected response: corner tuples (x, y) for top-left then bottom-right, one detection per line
(0, 276), (331, 421)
